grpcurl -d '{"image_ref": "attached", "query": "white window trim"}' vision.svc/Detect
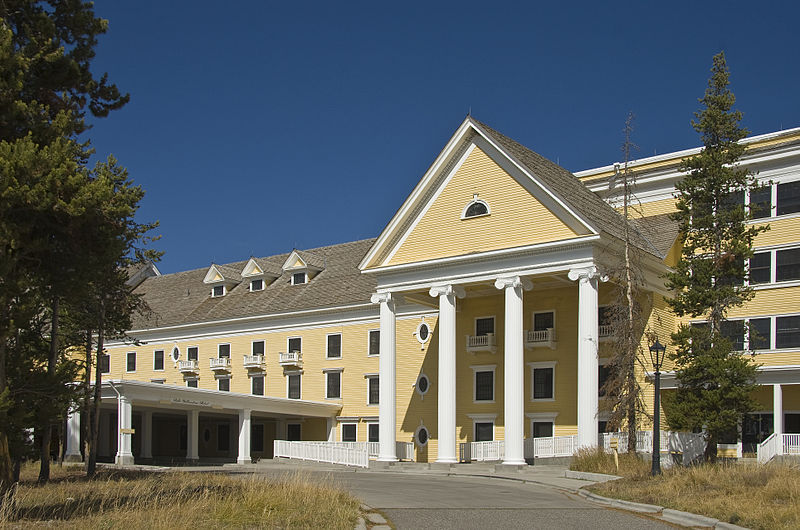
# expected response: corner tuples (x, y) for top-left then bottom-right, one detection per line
(414, 319), (431, 346)
(171, 346), (180, 362)
(150, 378), (166, 384)
(526, 412), (559, 438)
(125, 351), (136, 373)
(249, 278), (265, 292)
(211, 285), (226, 298)
(528, 361), (557, 402)
(474, 315), (496, 336)
(185, 376), (199, 388)
(326, 332), (343, 359)
(186, 345), (199, 362)
(744, 178), (800, 224)
(286, 371), (302, 399)
(415, 373), (430, 399)
(415, 423), (429, 447)
(460, 196), (491, 219)
(366, 421), (380, 443)
(153, 349), (165, 371)
(340, 422), (358, 442)
(324, 368), (343, 400)
(689, 313), (800, 353)
(365, 374), (379, 406)
(217, 343), (231, 358)
(532, 309), (557, 332)
(471, 364), (496, 403)
(467, 413), (497, 442)
(291, 271), (308, 285)
(287, 336), (302, 354)
(251, 340), (265, 357)
(217, 375), (231, 391)
(100, 353), (110, 374)
(251, 373), (265, 395)
(367, 329), (380, 357)
(747, 244), (800, 287)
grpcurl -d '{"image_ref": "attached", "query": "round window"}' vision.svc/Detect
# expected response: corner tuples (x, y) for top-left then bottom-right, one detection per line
(172, 346), (180, 362)
(203, 429), (211, 443)
(415, 321), (431, 345)
(416, 426), (429, 446)
(416, 374), (430, 395)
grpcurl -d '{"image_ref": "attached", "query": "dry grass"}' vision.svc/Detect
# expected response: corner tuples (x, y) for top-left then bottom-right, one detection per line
(570, 446), (651, 478)
(582, 458), (800, 530)
(0, 463), (360, 529)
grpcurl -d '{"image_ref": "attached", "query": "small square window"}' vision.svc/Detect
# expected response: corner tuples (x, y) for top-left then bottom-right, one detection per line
(288, 337), (301, 353)
(475, 422), (493, 442)
(326, 371), (341, 399)
(342, 423), (357, 442)
(99, 354), (110, 374)
(368, 376), (379, 405)
(218, 377), (230, 392)
(532, 421), (553, 438)
(475, 370), (494, 401)
(212, 285), (225, 297)
(252, 341), (265, 356)
(250, 279), (264, 291)
(749, 252), (771, 284)
(368, 423), (379, 443)
(475, 317), (494, 336)
(288, 374), (301, 399)
(534, 311), (555, 331)
(533, 367), (554, 400)
(126, 352), (136, 372)
(218, 344), (231, 358)
(327, 334), (342, 359)
(153, 350), (164, 371)
(777, 248), (800, 282)
(187, 379), (198, 388)
(368, 330), (380, 356)
(292, 272), (306, 285)
(252, 375), (264, 396)
(187, 347), (199, 361)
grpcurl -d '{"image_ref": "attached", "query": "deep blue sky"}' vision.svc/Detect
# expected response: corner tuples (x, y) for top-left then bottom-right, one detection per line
(87, 1), (800, 274)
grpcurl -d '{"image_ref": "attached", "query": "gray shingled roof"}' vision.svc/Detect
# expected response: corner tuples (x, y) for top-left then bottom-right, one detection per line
(133, 238), (377, 330)
(291, 249), (326, 270)
(210, 263), (242, 283)
(246, 257), (283, 277)
(631, 213), (681, 257)
(471, 119), (663, 259)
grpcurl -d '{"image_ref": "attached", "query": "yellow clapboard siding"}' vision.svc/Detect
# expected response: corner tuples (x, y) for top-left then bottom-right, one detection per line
(387, 146), (579, 266)
(753, 216), (800, 248)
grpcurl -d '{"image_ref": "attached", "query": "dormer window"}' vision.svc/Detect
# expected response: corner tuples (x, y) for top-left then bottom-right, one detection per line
(250, 279), (264, 291)
(461, 194), (490, 219)
(212, 285), (225, 297)
(292, 272), (307, 285)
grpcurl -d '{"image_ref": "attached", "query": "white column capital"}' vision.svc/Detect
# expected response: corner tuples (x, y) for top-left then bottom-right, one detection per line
(568, 265), (608, 284)
(371, 292), (393, 305)
(428, 284), (466, 299)
(494, 275), (533, 291)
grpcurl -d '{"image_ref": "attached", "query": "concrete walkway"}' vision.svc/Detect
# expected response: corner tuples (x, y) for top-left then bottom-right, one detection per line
(182, 460), (677, 529)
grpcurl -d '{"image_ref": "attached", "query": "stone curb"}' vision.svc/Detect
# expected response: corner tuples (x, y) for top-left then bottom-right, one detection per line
(564, 470), (622, 482)
(577, 488), (750, 529)
(356, 503), (392, 530)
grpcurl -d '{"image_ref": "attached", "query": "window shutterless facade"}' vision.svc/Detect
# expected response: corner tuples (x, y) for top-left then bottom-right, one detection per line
(99, 354), (110, 374)
(368, 422), (379, 443)
(287, 373), (301, 399)
(218, 343), (231, 358)
(153, 350), (164, 371)
(218, 377), (230, 392)
(327, 333), (342, 358)
(532, 421), (554, 438)
(288, 337), (301, 353)
(341, 423), (357, 442)
(368, 330), (380, 356)
(777, 316), (800, 349)
(287, 423), (301, 441)
(291, 272), (306, 285)
(252, 340), (265, 356)
(530, 362), (555, 400)
(777, 248), (800, 282)
(474, 421), (493, 442)
(251, 374), (264, 396)
(212, 285), (225, 297)
(367, 376), (379, 405)
(777, 181), (800, 216)
(533, 311), (555, 331)
(325, 371), (341, 399)
(250, 278), (263, 291)
(475, 316), (495, 336)
(186, 378), (198, 388)
(473, 367), (495, 402)
(187, 347), (199, 361)
(126, 352), (136, 372)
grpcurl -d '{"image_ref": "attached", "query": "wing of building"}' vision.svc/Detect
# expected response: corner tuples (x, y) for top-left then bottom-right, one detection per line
(65, 117), (800, 466)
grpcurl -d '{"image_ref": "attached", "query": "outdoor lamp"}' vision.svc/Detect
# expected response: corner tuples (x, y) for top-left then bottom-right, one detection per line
(649, 337), (667, 476)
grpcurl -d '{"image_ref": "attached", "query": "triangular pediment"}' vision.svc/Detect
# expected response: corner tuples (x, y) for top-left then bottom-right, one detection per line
(282, 250), (324, 272)
(360, 117), (598, 270)
(203, 263), (241, 285)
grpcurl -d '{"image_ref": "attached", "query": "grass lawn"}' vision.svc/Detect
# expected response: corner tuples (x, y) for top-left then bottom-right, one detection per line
(571, 448), (800, 529)
(0, 463), (360, 529)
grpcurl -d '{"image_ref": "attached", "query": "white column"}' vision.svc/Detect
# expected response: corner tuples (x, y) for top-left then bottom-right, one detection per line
(371, 292), (397, 462)
(773, 384), (783, 438)
(429, 284), (466, 464)
(237, 409), (252, 464)
(115, 396), (134, 466)
(187, 410), (199, 462)
(568, 265), (605, 449)
(495, 276), (533, 465)
(65, 409), (82, 462)
(326, 417), (336, 442)
(141, 410), (153, 460)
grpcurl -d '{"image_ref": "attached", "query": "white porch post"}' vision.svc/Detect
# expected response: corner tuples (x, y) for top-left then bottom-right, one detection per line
(429, 284), (465, 464)
(187, 410), (199, 462)
(326, 417), (336, 442)
(495, 276), (532, 465)
(371, 292), (397, 462)
(141, 410), (153, 460)
(237, 409), (252, 464)
(65, 409), (82, 462)
(773, 384), (784, 438)
(568, 265), (604, 449)
(115, 396), (134, 466)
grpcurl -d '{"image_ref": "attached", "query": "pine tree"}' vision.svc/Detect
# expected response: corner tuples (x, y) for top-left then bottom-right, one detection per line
(665, 52), (764, 462)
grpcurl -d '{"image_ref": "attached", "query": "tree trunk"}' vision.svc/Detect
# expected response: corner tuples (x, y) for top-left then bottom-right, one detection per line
(0, 327), (14, 495)
(38, 296), (59, 484)
(83, 330), (92, 471)
(87, 315), (104, 477)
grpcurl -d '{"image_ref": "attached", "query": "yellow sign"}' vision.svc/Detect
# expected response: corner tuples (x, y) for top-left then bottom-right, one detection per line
(120, 428), (135, 434)
(610, 439), (618, 449)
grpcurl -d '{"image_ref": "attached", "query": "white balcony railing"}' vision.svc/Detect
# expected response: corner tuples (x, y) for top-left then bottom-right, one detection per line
(272, 440), (416, 467)
(598, 324), (614, 338)
(279, 351), (303, 367)
(243, 354), (265, 369)
(758, 433), (800, 463)
(466, 333), (496, 353)
(525, 328), (556, 349)
(460, 440), (505, 462)
(209, 357), (231, 371)
(177, 359), (199, 373)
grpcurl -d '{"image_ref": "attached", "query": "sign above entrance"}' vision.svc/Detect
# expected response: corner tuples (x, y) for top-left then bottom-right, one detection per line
(171, 397), (212, 407)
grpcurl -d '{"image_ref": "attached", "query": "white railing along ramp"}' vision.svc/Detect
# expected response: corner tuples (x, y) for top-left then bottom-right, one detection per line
(273, 440), (368, 468)
(524, 435), (576, 459)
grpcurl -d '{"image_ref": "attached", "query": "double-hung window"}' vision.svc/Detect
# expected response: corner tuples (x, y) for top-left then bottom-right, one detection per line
(288, 337), (301, 354)
(218, 376), (230, 392)
(777, 248), (800, 282)
(749, 252), (771, 284)
(287, 373), (301, 399)
(153, 350), (164, 371)
(187, 347), (199, 362)
(126, 352), (136, 372)
(251, 374), (264, 396)
(749, 185), (772, 219)
(367, 376), (379, 405)
(341, 423), (357, 442)
(474, 422), (494, 442)
(325, 370), (342, 399)
(252, 340), (265, 357)
(327, 334), (342, 359)
(776, 316), (800, 349)
(721, 320), (745, 351)
(475, 317), (494, 336)
(368, 330), (380, 356)
(777, 181), (800, 216)
(99, 354), (110, 374)
(531, 362), (555, 400)
(368, 423), (379, 443)
(218, 344), (231, 358)
(473, 366), (495, 402)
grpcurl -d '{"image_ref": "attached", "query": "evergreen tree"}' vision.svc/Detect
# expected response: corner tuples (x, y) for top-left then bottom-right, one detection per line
(665, 52), (764, 461)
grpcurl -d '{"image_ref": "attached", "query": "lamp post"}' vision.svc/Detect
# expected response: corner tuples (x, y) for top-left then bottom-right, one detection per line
(649, 337), (667, 476)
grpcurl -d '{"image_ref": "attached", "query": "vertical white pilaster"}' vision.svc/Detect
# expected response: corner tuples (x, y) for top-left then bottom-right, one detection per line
(371, 292), (397, 462)
(568, 265), (605, 449)
(65, 409), (82, 462)
(141, 410), (153, 460)
(237, 409), (252, 464)
(187, 410), (199, 461)
(429, 284), (465, 464)
(326, 417), (336, 442)
(495, 276), (533, 465)
(773, 384), (783, 438)
(115, 396), (134, 466)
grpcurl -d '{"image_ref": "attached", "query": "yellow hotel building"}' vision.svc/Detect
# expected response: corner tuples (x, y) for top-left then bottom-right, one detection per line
(64, 117), (800, 465)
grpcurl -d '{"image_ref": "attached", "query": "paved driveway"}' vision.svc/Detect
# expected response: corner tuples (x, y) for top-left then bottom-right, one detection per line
(242, 464), (676, 529)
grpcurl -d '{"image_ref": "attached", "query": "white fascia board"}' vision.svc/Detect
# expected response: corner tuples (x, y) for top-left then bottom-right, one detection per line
(359, 117), (477, 270)
(654, 364), (800, 389)
(203, 264), (225, 285)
